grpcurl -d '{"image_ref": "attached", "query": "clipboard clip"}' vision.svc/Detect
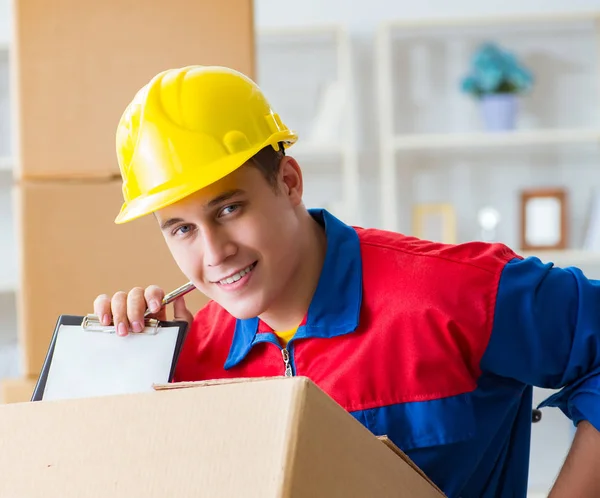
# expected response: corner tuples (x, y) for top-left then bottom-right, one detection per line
(81, 314), (160, 335)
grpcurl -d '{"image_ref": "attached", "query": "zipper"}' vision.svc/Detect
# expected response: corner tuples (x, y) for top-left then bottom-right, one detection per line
(281, 347), (293, 377)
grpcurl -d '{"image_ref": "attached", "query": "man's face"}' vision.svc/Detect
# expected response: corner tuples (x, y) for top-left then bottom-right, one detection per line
(155, 158), (304, 319)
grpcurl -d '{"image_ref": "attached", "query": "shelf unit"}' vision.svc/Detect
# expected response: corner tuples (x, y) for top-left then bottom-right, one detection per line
(375, 11), (600, 268)
(0, 35), (13, 291)
(393, 128), (600, 151)
(0, 35), (18, 379)
(0, 155), (11, 170)
(0, 157), (15, 295)
(256, 24), (361, 225)
(375, 12), (597, 496)
(520, 248), (600, 266)
(0, 279), (15, 293)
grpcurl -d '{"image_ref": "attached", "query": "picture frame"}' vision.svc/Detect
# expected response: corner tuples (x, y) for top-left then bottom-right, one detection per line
(412, 203), (457, 244)
(583, 188), (600, 251)
(520, 188), (567, 251)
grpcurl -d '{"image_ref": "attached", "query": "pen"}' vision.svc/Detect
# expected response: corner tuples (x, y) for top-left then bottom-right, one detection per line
(143, 281), (197, 317)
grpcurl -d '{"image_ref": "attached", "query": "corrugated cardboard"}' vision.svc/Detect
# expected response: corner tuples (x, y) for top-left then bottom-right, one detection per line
(0, 376), (444, 497)
(16, 180), (209, 377)
(0, 376), (37, 403)
(13, 0), (255, 179)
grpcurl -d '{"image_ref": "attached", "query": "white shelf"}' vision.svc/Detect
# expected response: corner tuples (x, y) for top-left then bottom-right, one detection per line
(519, 249), (600, 266)
(382, 11), (600, 30)
(289, 141), (343, 161)
(0, 280), (15, 293)
(258, 24), (347, 37)
(257, 25), (361, 225)
(0, 156), (12, 171)
(393, 128), (600, 151)
(376, 11), (600, 234)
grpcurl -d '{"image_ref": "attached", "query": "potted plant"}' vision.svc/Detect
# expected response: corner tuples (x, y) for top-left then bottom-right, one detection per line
(461, 42), (534, 131)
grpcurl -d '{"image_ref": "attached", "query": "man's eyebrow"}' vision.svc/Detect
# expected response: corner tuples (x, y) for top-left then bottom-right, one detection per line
(206, 189), (246, 208)
(160, 217), (184, 230)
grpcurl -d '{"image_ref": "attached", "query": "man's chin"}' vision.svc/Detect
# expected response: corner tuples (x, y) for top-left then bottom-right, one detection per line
(218, 300), (265, 320)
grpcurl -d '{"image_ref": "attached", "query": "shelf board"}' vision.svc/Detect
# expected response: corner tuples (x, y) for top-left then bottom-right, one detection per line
(519, 249), (600, 266)
(287, 142), (343, 161)
(258, 24), (345, 37)
(0, 281), (16, 293)
(0, 156), (12, 171)
(383, 11), (600, 31)
(392, 129), (600, 152)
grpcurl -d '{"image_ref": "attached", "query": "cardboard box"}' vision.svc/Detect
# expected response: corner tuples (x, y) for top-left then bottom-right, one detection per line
(0, 377), (444, 497)
(13, 0), (255, 179)
(16, 180), (209, 377)
(0, 376), (37, 403)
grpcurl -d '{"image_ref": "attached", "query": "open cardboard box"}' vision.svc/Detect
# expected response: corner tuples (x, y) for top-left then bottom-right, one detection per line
(0, 376), (445, 497)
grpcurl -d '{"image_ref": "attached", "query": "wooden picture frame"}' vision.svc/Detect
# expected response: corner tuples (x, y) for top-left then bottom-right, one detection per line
(520, 188), (567, 250)
(412, 203), (457, 244)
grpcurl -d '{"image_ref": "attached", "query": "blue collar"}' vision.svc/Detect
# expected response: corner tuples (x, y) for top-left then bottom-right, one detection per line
(224, 208), (363, 369)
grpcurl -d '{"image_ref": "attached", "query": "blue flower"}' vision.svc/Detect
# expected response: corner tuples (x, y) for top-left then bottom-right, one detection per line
(460, 42), (534, 98)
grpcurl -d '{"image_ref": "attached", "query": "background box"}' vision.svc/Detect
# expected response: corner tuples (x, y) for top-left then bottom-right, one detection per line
(16, 180), (210, 377)
(13, 0), (255, 179)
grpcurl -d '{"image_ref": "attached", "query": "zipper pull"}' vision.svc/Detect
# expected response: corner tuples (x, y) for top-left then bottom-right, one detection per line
(281, 348), (293, 377)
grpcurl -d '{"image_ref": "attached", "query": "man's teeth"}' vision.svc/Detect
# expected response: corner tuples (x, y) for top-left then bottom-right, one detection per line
(219, 264), (254, 285)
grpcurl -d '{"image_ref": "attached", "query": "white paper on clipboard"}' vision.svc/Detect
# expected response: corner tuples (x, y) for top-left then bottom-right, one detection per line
(41, 324), (181, 401)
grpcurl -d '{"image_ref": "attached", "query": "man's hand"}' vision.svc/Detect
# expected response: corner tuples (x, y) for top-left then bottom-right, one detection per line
(549, 420), (600, 497)
(93, 285), (194, 336)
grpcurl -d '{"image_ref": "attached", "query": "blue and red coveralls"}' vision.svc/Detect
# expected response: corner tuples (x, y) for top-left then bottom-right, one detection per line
(174, 208), (600, 497)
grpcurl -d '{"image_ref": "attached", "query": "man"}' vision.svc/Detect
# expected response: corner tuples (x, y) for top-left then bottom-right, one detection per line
(94, 65), (600, 497)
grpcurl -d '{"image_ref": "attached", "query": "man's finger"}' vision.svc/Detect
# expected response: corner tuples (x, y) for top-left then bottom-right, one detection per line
(144, 285), (165, 313)
(111, 291), (130, 336)
(127, 287), (147, 333)
(173, 296), (194, 325)
(93, 294), (112, 325)
(144, 285), (167, 321)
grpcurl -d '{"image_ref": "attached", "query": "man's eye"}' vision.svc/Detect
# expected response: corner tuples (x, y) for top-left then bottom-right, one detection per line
(219, 204), (240, 217)
(174, 224), (192, 235)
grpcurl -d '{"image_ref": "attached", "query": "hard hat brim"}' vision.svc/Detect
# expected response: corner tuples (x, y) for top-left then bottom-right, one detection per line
(114, 131), (297, 224)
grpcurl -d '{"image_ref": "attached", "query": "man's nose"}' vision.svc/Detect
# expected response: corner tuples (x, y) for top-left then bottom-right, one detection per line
(202, 227), (236, 267)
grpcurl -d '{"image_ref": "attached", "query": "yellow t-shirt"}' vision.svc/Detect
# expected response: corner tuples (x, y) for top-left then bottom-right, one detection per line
(275, 328), (297, 347)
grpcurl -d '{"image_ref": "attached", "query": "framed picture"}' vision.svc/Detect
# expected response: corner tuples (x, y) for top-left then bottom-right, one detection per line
(412, 203), (457, 244)
(583, 189), (600, 251)
(520, 188), (567, 250)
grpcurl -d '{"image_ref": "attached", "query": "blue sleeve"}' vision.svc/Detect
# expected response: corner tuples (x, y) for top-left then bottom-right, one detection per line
(481, 256), (600, 429)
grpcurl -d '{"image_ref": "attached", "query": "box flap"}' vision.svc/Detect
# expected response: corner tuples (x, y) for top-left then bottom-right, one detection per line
(378, 436), (446, 496)
(152, 376), (283, 391)
(284, 379), (447, 497)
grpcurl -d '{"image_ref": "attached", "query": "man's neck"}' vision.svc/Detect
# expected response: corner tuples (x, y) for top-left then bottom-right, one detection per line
(259, 210), (327, 332)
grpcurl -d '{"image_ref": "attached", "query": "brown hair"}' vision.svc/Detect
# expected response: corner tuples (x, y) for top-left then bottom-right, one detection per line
(247, 143), (285, 189)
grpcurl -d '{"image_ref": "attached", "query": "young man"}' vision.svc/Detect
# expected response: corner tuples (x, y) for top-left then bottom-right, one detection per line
(94, 65), (600, 497)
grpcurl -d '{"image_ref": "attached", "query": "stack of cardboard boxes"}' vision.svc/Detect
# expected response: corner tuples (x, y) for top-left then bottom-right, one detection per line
(1, 0), (255, 402)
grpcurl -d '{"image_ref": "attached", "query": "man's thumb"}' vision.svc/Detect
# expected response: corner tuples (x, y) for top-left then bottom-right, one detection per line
(173, 296), (194, 325)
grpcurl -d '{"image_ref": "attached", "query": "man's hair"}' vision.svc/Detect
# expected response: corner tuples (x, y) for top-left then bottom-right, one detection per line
(248, 143), (285, 189)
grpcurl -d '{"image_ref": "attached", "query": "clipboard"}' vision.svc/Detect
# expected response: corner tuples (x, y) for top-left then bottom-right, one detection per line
(31, 314), (188, 402)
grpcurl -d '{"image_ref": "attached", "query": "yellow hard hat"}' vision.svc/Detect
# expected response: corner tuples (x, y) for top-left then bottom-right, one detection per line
(114, 65), (298, 224)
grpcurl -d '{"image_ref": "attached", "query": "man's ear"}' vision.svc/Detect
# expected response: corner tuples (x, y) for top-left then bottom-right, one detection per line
(279, 156), (303, 205)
